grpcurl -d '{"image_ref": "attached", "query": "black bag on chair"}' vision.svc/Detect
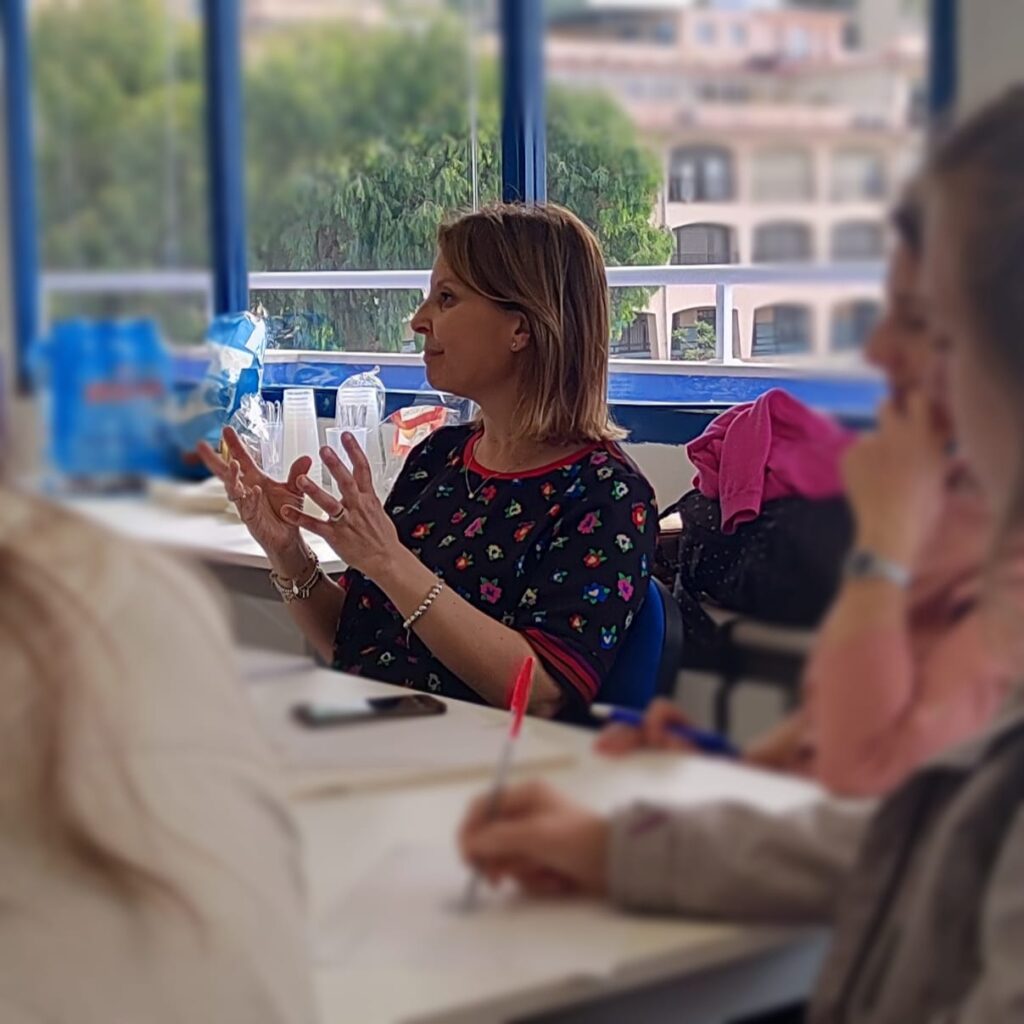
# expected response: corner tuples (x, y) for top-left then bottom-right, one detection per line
(665, 490), (854, 657)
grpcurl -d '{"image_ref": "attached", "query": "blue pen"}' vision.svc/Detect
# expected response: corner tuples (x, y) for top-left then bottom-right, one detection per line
(591, 703), (740, 758)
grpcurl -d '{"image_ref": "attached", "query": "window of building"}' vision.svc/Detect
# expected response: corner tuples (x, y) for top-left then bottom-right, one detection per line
(753, 221), (814, 263)
(752, 304), (813, 357)
(831, 220), (885, 261)
(752, 148), (815, 202)
(672, 224), (737, 265)
(668, 145), (736, 202)
(832, 300), (881, 351)
(786, 27), (811, 59)
(611, 312), (653, 358)
(672, 306), (716, 360)
(696, 20), (717, 46)
(730, 22), (748, 48)
(832, 148), (888, 201)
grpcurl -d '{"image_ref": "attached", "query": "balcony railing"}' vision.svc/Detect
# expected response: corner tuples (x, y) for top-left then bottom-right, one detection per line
(41, 262), (885, 366)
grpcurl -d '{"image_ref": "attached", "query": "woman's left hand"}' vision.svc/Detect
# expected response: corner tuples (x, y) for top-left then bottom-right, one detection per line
(280, 434), (404, 581)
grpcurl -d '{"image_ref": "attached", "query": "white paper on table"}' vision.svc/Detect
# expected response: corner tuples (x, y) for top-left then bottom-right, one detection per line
(244, 674), (574, 796)
(313, 845), (720, 981)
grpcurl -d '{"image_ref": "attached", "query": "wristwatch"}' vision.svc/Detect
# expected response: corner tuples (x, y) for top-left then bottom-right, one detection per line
(843, 548), (912, 588)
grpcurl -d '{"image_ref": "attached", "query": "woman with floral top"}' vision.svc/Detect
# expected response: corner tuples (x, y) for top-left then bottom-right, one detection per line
(200, 203), (656, 716)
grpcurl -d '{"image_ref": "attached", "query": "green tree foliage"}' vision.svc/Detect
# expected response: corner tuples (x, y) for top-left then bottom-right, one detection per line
(33, 0), (671, 350)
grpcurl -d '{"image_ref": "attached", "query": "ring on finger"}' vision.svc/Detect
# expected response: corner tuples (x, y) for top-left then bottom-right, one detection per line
(329, 506), (347, 523)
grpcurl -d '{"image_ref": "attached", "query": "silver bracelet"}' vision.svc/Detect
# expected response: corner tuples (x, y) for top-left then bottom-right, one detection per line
(843, 548), (911, 589)
(269, 553), (325, 603)
(402, 580), (444, 632)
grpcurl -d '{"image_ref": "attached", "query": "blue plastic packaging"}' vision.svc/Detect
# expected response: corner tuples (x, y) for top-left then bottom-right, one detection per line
(168, 311), (267, 473)
(31, 318), (172, 485)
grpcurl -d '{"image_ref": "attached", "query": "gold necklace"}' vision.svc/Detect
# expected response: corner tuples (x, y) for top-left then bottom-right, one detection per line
(463, 461), (498, 501)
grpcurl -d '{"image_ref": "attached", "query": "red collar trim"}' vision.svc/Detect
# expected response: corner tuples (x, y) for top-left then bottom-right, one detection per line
(462, 430), (603, 479)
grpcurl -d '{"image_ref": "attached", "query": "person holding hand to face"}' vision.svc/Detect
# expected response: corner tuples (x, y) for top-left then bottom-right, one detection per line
(200, 203), (657, 718)
(600, 185), (1004, 798)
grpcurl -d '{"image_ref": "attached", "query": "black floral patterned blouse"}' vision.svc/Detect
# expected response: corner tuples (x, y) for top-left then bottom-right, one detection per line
(332, 425), (657, 713)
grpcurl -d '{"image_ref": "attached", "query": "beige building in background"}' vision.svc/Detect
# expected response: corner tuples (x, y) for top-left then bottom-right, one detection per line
(547, 1), (926, 361)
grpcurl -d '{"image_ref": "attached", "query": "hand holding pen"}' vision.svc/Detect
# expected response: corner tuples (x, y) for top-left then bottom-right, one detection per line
(461, 657), (535, 911)
(592, 698), (739, 759)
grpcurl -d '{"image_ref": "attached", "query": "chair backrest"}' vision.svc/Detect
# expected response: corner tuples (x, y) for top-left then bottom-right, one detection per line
(598, 577), (683, 710)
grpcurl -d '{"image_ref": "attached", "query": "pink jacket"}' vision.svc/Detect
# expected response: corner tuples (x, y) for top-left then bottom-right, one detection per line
(790, 466), (1015, 796)
(688, 389), (855, 533)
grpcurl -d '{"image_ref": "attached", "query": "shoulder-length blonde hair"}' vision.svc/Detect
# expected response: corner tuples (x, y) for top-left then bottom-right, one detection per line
(437, 202), (624, 445)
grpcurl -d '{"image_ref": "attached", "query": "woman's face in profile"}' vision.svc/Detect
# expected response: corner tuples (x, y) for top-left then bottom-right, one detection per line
(410, 255), (525, 404)
(863, 242), (933, 408)
(922, 192), (1017, 509)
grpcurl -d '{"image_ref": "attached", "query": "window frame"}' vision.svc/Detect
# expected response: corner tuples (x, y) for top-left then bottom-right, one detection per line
(752, 221), (815, 264)
(671, 223), (737, 266)
(668, 145), (736, 203)
(5, 0), (952, 404)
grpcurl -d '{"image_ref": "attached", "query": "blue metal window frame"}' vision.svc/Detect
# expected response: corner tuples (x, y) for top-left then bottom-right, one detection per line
(203, 0), (249, 315)
(500, 0), (546, 203)
(2, 0), (41, 389)
(929, 0), (958, 120)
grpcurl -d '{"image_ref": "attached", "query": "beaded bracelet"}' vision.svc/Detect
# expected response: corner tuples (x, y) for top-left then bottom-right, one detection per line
(402, 580), (445, 632)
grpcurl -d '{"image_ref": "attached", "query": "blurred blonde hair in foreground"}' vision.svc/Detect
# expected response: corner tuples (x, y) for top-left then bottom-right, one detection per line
(0, 437), (315, 1020)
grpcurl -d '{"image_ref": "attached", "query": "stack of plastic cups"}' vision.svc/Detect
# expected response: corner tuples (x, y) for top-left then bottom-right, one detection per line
(282, 388), (321, 512)
(334, 381), (384, 496)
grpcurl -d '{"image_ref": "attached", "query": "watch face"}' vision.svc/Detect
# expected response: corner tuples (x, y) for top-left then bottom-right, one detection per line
(849, 550), (873, 575)
(845, 549), (910, 587)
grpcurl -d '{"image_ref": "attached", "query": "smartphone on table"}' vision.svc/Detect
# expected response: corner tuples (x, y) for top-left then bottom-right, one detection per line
(291, 693), (447, 728)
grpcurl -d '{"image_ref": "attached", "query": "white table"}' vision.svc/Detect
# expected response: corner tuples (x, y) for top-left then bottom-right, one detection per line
(62, 493), (346, 574)
(60, 495), (345, 651)
(247, 655), (829, 1024)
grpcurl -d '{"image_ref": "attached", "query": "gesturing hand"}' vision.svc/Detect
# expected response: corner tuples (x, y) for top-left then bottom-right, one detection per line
(197, 427), (312, 570)
(279, 432), (404, 583)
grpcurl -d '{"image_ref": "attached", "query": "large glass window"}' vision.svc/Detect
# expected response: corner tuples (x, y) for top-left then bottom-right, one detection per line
(32, 0), (210, 344)
(543, 1), (924, 369)
(18, 0), (927, 381)
(243, 0), (497, 354)
(668, 145), (736, 203)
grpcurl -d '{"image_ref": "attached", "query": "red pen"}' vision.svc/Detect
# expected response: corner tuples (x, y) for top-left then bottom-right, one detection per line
(462, 657), (535, 910)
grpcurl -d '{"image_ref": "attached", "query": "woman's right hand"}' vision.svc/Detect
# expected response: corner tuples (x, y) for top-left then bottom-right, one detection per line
(459, 780), (610, 897)
(593, 697), (699, 757)
(197, 427), (313, 574)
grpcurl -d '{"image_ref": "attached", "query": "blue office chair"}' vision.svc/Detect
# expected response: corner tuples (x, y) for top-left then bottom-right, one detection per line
(598, 577), (684, 711)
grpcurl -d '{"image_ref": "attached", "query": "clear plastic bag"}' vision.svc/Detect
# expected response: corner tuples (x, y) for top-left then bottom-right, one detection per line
(169, 312), (268, 466)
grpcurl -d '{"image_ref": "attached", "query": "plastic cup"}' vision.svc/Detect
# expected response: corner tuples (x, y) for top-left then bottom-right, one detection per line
(325, 426), (369, 498)
(259, 421), (284, 480)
